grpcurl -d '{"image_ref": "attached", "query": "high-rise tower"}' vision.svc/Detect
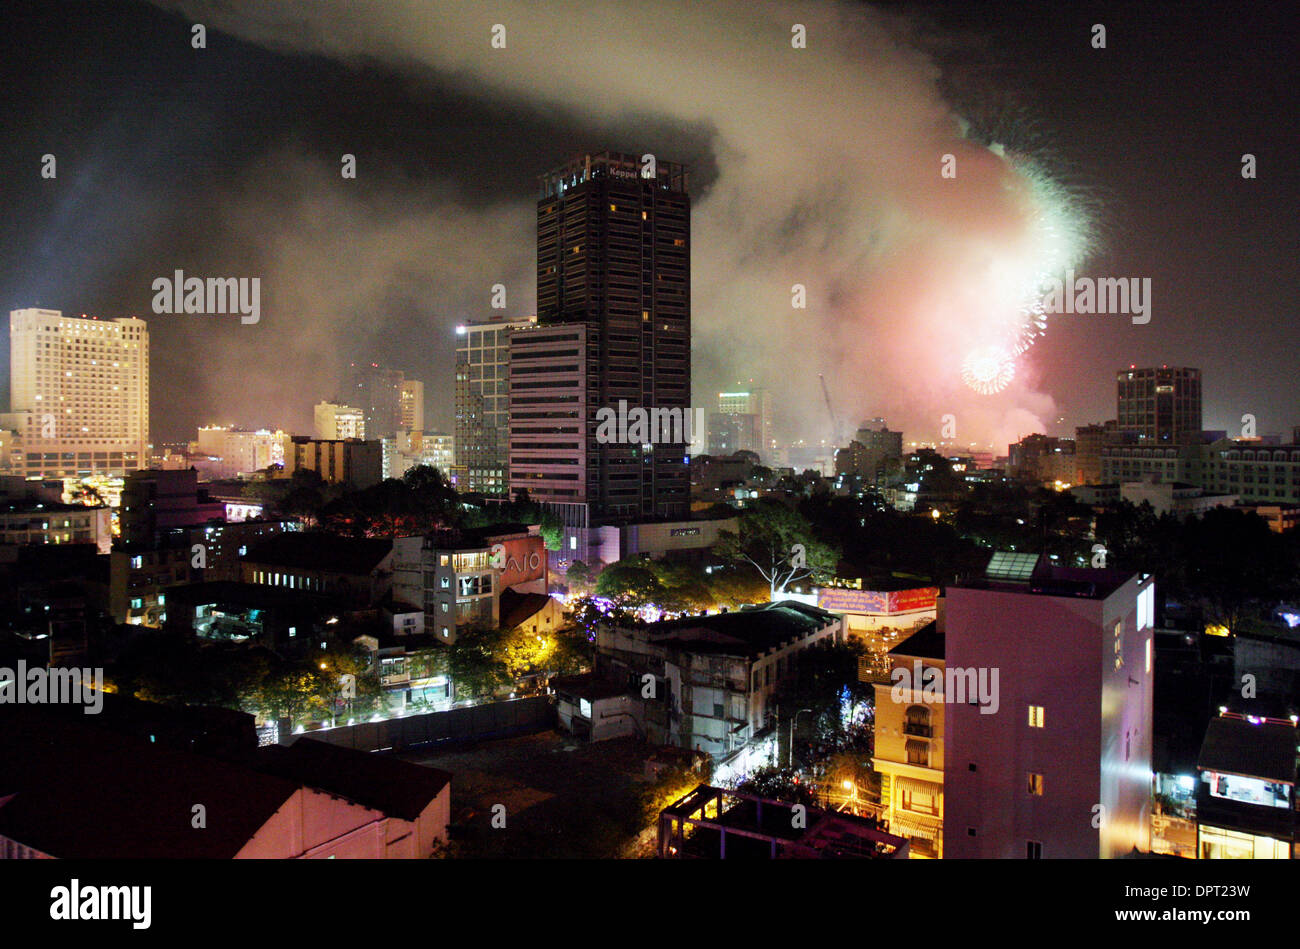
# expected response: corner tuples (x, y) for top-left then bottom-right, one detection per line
(510, 151), (691, 534)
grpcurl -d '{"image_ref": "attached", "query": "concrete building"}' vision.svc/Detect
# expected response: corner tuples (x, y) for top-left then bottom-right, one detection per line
(1009, 434), (1076, 486)
(454, 315), (536, 495)
(1116, 366), (1202, 445)
(391, 526), (548, 644)
(711, 390), (772, 458)
(381, 430), (454, 481)
(0, 713), (451, 859)
(872, 620), (947, 857)
(192, 426), (291, 479)
(312, 403), (365, 441)
(284, 436), (382, 489)
(1119, 477), (1236, 518)
(242, 534), (394, 609)
(553, 674), (642, 741)
(1101, 443), (1199, 485)
(658, 784), (909, 859)
(596, 601), (842, 760)
(847, 419), (903, 485)
(943, 551), (1155, 859)
(1075, 423), (1107, 485)
(119, 468), (225, 547)
(348, 363), (405, 442)
(1199, 439), (1300, 504)
(5, 308), (149, 478)
(398, 380), (424, 433)
(511, 151), (692, 538)
(1194, 713), (1295, 859)
(0, 501), (111, 555)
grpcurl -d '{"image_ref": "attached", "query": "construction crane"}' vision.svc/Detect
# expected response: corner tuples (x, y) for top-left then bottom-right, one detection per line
(819, 373), (843, 446)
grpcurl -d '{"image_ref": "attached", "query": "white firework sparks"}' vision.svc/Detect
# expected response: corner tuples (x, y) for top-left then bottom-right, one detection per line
(961, 345), (1016, 395)
(961, 146), (1093, 395)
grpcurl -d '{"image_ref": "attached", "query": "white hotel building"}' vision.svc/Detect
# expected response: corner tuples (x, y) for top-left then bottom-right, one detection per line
(4, 308), (149, 478)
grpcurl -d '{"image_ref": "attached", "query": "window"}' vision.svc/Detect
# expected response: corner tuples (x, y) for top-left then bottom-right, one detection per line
(967, 827), (977, 837)
(1028, 706), (1045, 728)
(1028, 772), (1044, 795)
(130, 555), (143, 569)
(905, 739), (929, 767)
(968, 763), (977, 772)
(1027, 840), (1042, 859)
(129, 597), (143, 610)
(1145, 637), (1152, 675)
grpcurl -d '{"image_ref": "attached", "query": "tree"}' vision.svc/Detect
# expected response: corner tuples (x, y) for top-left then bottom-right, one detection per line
(595, 558), (665, 608)
(1182, 507), (1290, 636)
(773, 639), (873, 760)
(715, 500), (837, 600)
(565, 560), (594, 595)
(445, 623), (512, 700)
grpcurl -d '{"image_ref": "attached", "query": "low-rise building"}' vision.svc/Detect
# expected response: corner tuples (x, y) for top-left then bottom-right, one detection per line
(391, 526), (547, 644)
(242, 533), (394, 609)
(1120, 477), (1236, 518)
(552, 673), (641, 741)
(872, 620), (946, 858)
(0, 711), (451, 859)
(597, 601), (842, 759)
(1195, 713), (1296, 859)
(284, 436), (382, 489)
(0, 501), (111, 554)
(658, 784), (909, 859)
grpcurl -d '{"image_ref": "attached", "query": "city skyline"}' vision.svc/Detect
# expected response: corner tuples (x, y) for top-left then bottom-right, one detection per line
(0, 0), (1294, 449)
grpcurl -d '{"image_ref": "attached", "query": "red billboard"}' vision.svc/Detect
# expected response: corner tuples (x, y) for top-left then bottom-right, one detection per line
(490, 534), (547, 589)
(816, 586), (938, 615)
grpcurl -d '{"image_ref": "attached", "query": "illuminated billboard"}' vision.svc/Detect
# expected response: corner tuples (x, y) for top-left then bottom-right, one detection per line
(816, 586), (938, 615)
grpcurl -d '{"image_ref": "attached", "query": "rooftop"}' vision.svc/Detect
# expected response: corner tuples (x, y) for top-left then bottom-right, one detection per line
(1197, 716), (1297, 782)
(952, 551), (1136, 600)
(0, 708), (299, 858)
(499, 589), (556, 630)
(635, 601), (838, 657)
(243, 533), (392, 574)
(889, 620), (945, 661)
(257, 739), (450, 821)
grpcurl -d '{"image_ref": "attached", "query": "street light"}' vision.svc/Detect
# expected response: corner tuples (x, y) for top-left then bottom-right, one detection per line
(789, 707), (813, 768)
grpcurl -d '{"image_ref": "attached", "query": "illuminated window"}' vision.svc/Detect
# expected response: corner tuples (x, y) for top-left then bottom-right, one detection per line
(1028, 706), (1045, 728)
(1145, 637), (1152, 675)
(1028, 773), (1044, 795)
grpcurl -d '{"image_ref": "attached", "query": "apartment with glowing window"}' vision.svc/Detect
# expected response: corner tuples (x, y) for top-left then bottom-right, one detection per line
(313, 402), (365, 441)
(5, 308), (149, 478)
(1195, 712), (1295, 859)
(454, 315), (536, 494)
(872, 619), (946, 858)
(510, 151), (691, 543)
(943, 552), (1155, 859)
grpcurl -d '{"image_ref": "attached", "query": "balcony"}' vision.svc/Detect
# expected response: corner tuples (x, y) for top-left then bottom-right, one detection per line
(902, 721), (933, 739)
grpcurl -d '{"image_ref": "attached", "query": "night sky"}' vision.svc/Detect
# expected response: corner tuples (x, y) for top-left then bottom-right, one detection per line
(1, 0), (1295, 449)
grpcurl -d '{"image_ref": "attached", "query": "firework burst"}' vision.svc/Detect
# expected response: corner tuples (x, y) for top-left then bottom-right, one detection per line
(961, 344), (1016, 395)
(958, 142), (1095, 395)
